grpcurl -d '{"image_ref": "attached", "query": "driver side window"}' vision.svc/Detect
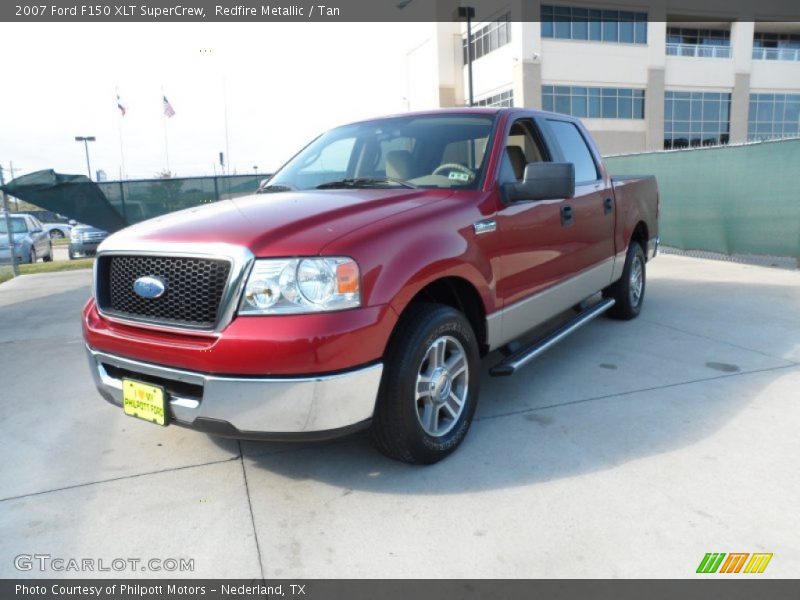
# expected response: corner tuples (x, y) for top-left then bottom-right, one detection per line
(500, 119), (545, 183)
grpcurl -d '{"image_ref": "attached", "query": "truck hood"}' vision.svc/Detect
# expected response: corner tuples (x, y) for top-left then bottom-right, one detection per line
(104, 188), (453, 256)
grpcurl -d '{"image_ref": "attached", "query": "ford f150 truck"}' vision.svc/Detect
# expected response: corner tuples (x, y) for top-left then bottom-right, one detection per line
(83, 108), (659, 464)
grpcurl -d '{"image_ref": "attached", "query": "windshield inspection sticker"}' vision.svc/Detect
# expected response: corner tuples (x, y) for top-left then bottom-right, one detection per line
(448, 171), (470, 182)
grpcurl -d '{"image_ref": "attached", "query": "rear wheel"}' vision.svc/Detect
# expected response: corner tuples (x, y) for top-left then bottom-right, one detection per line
(604, 241), (646, 320)
(372, 303), (480, 464)
(43, 244), (53, 262)
(49, 230), (65, 240)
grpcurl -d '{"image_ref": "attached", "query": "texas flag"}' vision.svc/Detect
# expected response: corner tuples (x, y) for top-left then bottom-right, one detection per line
(163, 95), (176, 118)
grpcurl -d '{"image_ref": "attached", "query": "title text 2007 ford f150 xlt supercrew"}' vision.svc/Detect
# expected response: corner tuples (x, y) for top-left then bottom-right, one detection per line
(83, 108), (659, 464)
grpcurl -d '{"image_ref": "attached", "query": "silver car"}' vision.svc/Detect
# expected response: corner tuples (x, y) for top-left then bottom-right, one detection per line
(0, 213), (54, 264)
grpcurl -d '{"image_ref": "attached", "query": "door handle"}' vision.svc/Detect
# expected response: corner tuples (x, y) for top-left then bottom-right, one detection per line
(603, 197), (613, 215)
(560, 205), (574, 227)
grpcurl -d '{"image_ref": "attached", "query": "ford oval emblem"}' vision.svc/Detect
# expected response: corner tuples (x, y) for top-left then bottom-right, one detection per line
(133, 276), (166, 299)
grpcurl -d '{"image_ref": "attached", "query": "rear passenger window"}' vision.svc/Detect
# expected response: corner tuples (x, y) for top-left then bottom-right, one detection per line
(547, 120), (600, 183)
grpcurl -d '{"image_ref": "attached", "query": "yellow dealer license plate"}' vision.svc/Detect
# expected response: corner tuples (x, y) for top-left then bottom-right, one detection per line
(122, 379), (168, 426)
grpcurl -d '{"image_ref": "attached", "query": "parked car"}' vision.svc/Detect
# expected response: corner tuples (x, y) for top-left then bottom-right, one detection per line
(69, 224), (109, 259)
(83, 108), (659, 464)
(0, 213), (53, 264)
(26, 209), (73, 239)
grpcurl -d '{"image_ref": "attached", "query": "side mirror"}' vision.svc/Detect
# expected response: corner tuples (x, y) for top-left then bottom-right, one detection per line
(503, 162), (575, 203)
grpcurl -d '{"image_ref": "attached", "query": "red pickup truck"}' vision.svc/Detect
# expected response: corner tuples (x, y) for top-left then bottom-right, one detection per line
(83, 108), (659, 464)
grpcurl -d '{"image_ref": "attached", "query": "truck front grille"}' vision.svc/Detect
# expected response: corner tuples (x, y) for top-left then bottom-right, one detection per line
(96, 255), (232, 329)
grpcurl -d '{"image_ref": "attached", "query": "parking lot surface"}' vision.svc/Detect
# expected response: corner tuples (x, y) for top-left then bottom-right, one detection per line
(1, 255), (798, 578)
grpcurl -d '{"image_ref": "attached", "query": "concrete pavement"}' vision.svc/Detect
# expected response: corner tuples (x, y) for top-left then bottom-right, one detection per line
(0, 255), (798, 578)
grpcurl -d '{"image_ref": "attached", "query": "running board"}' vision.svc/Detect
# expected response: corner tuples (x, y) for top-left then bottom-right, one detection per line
(489, 298), (616, 377)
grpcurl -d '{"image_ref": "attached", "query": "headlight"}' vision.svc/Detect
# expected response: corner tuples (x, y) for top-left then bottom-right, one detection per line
(239, 257), (360, 315)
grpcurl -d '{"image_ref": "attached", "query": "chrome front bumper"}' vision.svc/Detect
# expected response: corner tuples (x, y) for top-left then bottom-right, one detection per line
(86, 347), (382, 440)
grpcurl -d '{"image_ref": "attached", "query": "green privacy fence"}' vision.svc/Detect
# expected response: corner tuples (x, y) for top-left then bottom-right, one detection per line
(97, 174), (270, 225)
(604, 138), (800, 258)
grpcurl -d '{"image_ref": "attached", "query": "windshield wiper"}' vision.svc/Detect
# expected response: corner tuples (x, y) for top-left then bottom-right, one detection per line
(316, 177), (418, 190)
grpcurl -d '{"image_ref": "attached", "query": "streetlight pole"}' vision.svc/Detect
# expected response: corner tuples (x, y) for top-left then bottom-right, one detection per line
(458, 6), (476, 107)
(75, 136), (96, 180)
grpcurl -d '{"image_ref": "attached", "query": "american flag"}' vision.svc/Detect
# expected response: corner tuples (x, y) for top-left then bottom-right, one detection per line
(163, 95), (176, 118)
(116, 93), (126, 116)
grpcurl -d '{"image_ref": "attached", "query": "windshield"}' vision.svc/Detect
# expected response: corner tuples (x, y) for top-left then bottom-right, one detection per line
(264, 114), (497, 192)
(0, 218), (27, 234)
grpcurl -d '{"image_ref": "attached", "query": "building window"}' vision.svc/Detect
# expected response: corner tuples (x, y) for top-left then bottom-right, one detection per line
(666, 27), (731, 58)
(541, 5), (647, 44)
(462, 13), (511, 63)
(752, 32), (800, 61)
(542, 86), (645, 119)
(748, 93), (800, 141)
(475, 90), (514, 108)
(664, 91), (731, 149)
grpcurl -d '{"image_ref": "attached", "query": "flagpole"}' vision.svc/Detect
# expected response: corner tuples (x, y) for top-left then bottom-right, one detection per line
(161, 86), (171, 173)
(115, 86), (127, 180)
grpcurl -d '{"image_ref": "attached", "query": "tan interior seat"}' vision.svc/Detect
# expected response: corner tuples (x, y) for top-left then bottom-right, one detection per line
(385, 150), (414, 180)
(505, 145), (527, 181)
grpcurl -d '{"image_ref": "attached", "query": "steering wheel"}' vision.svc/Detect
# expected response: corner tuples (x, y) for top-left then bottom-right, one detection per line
(431, 163), (475, 181)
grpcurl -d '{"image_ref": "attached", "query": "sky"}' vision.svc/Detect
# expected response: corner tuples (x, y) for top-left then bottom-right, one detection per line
(0, 22), (429, 181)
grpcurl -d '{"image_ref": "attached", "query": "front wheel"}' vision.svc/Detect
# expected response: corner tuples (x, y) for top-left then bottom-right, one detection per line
(372, 303), (480, 464)
(28, 248), (37, 264)
(603, 242), (646, 320)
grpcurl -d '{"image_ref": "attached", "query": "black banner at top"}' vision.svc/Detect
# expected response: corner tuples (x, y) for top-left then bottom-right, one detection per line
(3, 0), (800, 22)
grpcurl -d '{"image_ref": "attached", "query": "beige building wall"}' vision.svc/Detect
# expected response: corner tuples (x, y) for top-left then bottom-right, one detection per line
(415, 2), (800, 154)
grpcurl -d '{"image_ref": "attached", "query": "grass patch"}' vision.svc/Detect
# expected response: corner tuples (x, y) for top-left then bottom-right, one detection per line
(0, 258), (94, 284)
(52, 238), (70, 246)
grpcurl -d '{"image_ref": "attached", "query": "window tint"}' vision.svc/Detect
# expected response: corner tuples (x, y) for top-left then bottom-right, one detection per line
(269, 115), (496, 190)
(547, 120), (599, 182)
(0, 218), (28, 234)
(462, 13), (511, 63)
(664, 91), (731, 148)
(543, 85), (645, 119)
(541, 4), (647, 44)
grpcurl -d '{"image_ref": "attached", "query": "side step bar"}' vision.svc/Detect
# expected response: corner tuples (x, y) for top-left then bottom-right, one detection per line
(489, 298), (616, 377)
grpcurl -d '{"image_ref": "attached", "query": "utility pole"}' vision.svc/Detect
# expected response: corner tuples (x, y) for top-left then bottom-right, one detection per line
(458, 6), (476, 107)
(0, 165), (19, 276)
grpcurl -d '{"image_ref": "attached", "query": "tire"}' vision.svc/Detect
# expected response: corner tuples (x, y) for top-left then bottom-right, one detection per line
(603, 241), (646, 320)
(49, 230), (65, 239)
(372, 303), (480, 465)
(43, 244), (53, 262)
(68, 250), (75, 260)
(28, 248), (37, 264)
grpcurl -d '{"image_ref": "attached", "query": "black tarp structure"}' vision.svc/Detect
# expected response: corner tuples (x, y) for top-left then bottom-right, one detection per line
(0, 170), (129, 233)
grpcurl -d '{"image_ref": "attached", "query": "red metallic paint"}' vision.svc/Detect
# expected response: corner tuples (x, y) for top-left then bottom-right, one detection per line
(83, 108), (658, 377)
(84, 298), (398, 375)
